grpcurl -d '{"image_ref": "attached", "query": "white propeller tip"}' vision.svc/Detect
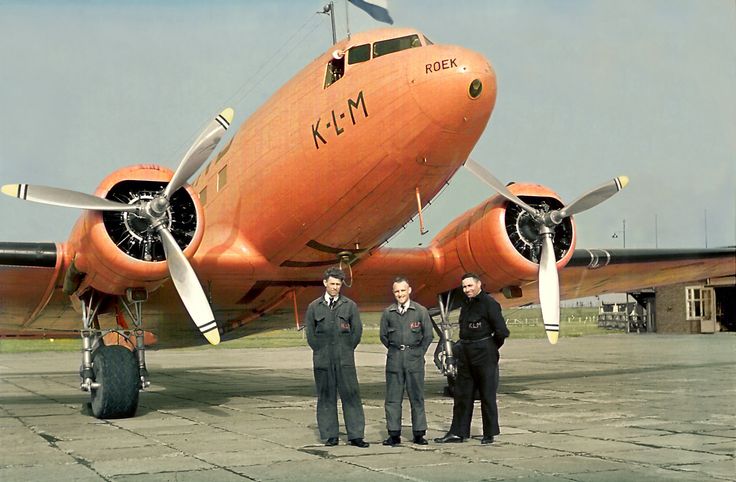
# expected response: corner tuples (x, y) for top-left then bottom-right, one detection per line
(219, 108), (234, 125)
(1, 184), (20, 197)
(204, 329), (220, 345)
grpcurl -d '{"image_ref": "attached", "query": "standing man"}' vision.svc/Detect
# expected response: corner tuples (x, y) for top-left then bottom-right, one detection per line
(435, 272), (509, 445)
(379, 277), (434, 446)
(305, 267), (369, 448)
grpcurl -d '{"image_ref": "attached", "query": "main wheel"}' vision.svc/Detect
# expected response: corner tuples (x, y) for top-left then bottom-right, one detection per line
(90, 345), (140, 418)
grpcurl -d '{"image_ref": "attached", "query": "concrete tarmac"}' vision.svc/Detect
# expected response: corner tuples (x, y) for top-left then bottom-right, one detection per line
(1, 334), (734, 481)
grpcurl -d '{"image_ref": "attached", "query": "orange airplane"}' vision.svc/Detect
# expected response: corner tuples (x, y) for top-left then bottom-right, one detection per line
(1, 27), (734, 418)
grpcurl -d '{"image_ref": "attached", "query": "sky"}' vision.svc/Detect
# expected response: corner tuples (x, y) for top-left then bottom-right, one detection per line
(1, 0), (734, 251)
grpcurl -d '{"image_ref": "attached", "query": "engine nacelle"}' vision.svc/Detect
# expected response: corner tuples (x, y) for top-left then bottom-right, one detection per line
(67, 164), (205, 296)
(431, 182), (576, 292)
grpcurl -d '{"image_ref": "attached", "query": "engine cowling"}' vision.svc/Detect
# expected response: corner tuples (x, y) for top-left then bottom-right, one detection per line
(67, 164), (205, 296)
(430, 182), (576, 292)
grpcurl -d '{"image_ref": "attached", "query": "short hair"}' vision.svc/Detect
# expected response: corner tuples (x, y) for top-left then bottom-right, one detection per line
(323, 267), (346, 282)
(461, 272), (481, 283)
(393, 276), (410, 285)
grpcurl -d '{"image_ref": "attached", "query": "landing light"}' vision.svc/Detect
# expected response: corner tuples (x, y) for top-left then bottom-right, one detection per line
(469, 79), (483, 99)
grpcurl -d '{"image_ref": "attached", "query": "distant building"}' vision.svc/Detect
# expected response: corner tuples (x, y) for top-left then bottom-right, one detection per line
(653, 277), (735, 334)
(597, 276), (735, 334)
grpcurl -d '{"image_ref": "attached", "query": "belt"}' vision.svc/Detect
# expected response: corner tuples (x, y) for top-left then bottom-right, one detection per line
(390, 344), (420, 351)
(458, 336), (491, 343)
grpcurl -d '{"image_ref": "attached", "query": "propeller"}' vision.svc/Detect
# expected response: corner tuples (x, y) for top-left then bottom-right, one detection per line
(1, 108), (234, 345)
(0, 184), (139, 212)
(465, 158), (628, 344)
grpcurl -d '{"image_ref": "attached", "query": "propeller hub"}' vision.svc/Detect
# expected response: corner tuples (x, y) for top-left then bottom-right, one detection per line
(148, 196), (169, 217)
(505, 196), (573, 264)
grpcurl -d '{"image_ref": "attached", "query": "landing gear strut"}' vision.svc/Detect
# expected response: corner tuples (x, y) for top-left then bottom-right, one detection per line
(78, 289), (150, 419)
(430, 292), (457, 396)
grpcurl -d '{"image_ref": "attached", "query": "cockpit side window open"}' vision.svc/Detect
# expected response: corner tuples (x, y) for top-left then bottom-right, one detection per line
(324, 55), (345, 88)
(348, 44), (371, 65)
(373, 34), (421, 59)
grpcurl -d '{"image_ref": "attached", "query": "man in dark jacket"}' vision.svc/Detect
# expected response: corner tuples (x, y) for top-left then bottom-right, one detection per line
(379, 277), (434, 446)
(436, 272), (509, 445)
(305, 267), (369, 448)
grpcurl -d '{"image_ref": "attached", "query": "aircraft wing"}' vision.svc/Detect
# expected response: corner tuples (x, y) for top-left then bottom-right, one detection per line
(501, 247), (735, 308)
(0, 242), (79, 335)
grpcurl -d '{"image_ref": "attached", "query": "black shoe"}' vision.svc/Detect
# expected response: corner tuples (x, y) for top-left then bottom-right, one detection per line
(434, 433), (464, 443)
(413, 435), (428, 445)
(349, 438), (370, 448)
(382, 435), (401, 446)
(325, 437), (339, 446)
(481, 436), (494, 444)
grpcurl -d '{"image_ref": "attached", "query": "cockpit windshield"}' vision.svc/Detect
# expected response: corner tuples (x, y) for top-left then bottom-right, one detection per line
(324, 33), (424, 88)
(373, 34), (422, 58)
(348, 44), (371, 65)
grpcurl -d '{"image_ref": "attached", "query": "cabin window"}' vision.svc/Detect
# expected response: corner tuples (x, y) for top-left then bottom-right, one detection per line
(373, 34), (421, 58)
(324, 55), (345, 88)
(348, 44), (371, 65)
(217, 165), (227, 191)
(423, 35), (434, 45)
(199, 186), (207, 204)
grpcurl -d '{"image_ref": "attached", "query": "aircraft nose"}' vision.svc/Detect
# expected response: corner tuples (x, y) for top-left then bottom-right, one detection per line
(409, 47), (497, 133)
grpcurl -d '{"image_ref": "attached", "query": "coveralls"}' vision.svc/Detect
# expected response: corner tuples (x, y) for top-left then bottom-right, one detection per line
(305, 294), (366, 441)
(449, 290), (509, 438)
(379, 301), (434, 437)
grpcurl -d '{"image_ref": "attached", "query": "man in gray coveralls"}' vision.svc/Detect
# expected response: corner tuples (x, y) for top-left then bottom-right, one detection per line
(379, 277), (434, 446)
(305, 267), (369, 448)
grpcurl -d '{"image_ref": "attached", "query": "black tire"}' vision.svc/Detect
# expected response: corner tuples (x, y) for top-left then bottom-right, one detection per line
(90, 345), (140, 419)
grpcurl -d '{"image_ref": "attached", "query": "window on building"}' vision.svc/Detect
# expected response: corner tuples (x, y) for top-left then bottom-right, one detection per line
(686, 286), (712, 320)
(217, 165), (227, 191)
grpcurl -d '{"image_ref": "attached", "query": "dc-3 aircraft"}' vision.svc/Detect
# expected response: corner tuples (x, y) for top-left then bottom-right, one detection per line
(1, 27), (734, 419)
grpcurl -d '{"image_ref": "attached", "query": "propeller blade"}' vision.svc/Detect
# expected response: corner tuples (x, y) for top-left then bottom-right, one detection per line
(553, 176), (629, 222)
(465, 158), (538, 217)
(157, 227), (220, 345)
(163, 108), (234, 199)
(539, 232), (560, 344)
(1, 184), (137, 212)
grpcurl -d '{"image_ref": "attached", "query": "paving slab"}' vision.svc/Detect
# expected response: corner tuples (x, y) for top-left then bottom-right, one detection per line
(0, 463), (105, 482)
(113, 468), (248, 482)
(0, 334), (734, 481)
(91, 454), (214, 477)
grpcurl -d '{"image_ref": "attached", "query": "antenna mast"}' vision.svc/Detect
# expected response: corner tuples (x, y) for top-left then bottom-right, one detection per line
(321, 2), (337, 45)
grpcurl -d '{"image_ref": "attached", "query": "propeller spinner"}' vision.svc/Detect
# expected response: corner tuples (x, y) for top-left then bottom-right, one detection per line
(1, 108), (234, 345)
(465, 158), (628, 344)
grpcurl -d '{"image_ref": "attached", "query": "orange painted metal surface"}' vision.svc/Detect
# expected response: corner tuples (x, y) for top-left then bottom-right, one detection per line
(1, 27), (733, 346)
(67, 164), (205, 297)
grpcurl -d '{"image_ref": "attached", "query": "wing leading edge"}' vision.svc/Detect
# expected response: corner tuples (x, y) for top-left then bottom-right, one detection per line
(503, 247), (736, 308)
